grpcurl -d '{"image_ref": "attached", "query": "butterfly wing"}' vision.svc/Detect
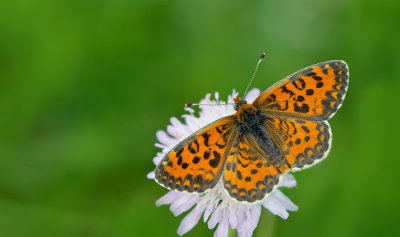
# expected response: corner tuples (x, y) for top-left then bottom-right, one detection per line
(223, 132), (287, 202)
(253, 60), (349, 121)
(155, 116), (236, 193)
(264, 117), (331, 171)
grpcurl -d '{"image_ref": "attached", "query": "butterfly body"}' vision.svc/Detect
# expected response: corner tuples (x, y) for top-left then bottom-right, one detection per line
(155, 60), (349, 203)
(234, 99), (283, 167)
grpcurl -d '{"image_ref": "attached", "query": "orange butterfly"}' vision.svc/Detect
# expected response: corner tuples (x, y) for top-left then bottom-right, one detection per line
(155, 59), (348, 203)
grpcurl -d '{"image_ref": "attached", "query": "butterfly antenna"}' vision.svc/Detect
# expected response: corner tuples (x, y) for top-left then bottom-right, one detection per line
(186, 53), (265, 108)
(243, 52), (266, 98)
(185, 102), (235, 107)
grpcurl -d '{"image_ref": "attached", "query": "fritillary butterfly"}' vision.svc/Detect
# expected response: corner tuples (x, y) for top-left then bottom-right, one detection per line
(155, 59), (349, 202)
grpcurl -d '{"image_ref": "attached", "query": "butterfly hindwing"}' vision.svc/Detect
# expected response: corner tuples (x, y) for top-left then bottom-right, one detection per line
(264, 117), (331, 171)
(253, 60), (348, 121)
(155, 116), (235, 193)
(223, 133), (286, 202)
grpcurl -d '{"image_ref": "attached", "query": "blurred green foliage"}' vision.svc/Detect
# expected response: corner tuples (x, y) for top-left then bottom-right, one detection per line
(0, 0), (399, 236)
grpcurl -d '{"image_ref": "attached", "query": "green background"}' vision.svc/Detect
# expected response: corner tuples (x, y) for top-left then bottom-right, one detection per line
(0, 0), (399, 236)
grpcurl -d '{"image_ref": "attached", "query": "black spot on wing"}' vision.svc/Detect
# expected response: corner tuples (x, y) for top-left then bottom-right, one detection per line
(209, 151), (221, 168)
(192, 156), (201, 164)
(203, 150), (210, 160)
(313, 76), (323, 81)
(281, 85), (295, 97)
(301, 125), (310, 133)
(294, 95), (305, 102)
(292, 79), (305, 90)
(237, 170), (243, 180)
(188, 140), (199, 154)
(294, 103), (310, 113)
(202, 133), (211, 146)
(176, 148), (184, 157)
(216, 126), (224, 134)
(306, 89), (314, 95)
(182, 163), (189, 169)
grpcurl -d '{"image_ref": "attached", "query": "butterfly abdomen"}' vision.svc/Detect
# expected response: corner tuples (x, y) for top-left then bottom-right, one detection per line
(235, 106), (284, 167)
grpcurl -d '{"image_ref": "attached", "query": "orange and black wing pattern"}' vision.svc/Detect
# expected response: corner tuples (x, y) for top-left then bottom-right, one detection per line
(254, 60), (349, 121)
(255, 60), (348, 172)
(223, 133), (288, 202)
(155, 116), (235, 193)
(264, 117), (331, 171)
(154, 60), (348, 203)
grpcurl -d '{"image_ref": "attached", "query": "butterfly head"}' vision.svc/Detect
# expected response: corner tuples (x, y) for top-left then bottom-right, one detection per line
(233, 96), (247, 111)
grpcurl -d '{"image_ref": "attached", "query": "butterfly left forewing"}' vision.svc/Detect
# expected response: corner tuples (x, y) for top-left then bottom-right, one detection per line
(155, 116), (235, 193)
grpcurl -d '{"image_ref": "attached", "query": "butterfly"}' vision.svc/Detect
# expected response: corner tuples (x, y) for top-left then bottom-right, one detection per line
(155, 60), (348, 203)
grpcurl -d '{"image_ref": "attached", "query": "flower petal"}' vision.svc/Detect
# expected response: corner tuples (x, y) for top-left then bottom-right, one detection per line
(156, 191), (183, 206)
(270, 189), (298, 212)
(214, 215), (229, 237)
(170, 195), (198, 216)
(203, 203), (214, 222)
(244, 88), (260, 103)
(183, 115), (201, 132)
(227, 207), (238, 229)
(152, 153), (163, 165)
(154, 142), (167, 149)
(208, 205), (223, 229)
(237, 205), (261, 237)
(262, 196), (289, 219)
(184, 107), (195, 114)
(277, 173), (297, 188)
(146, 171), (154, 179)
(214, 91), (220, 101)
(156, 130), (177, 146)
(167, 117), (191, 139)
(177, 204), (206, 236)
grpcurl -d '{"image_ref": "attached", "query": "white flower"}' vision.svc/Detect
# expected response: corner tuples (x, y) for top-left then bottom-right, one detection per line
(148, 89), (298, 237)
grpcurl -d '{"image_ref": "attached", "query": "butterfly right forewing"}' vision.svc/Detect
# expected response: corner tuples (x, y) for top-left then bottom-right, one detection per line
(254, 60), (349, 121)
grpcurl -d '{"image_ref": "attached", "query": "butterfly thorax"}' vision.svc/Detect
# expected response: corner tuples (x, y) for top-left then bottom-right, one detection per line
(233, 96), (258, 122)
(235, 103), (258, 123)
